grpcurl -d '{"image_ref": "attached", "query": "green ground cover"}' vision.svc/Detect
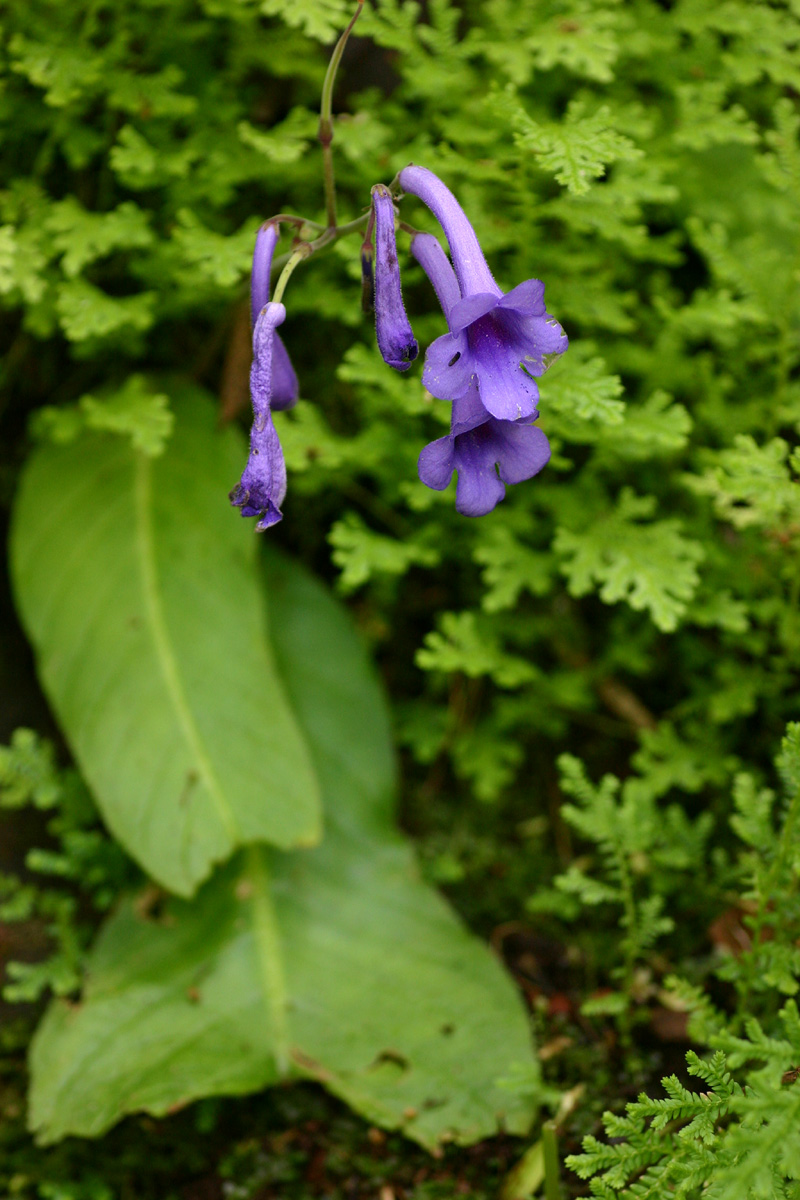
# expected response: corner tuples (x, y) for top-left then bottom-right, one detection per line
(1, 0), (800, 1195)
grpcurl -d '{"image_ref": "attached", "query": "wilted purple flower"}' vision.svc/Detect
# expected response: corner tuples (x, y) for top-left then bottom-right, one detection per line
(251, 222), (299, 411)
(412, 233), (551, 516)
(230, 301), (288, 530)
(399, 165), (567, 422)
(371, 184), (418, 371)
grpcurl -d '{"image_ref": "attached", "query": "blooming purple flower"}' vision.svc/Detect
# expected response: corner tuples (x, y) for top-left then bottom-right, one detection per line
(399, 165), (567, 423)
(251, 222), (299, 411)
(229, 301), (288, 530)
(371, 184), (418, 371)
(418, 391), (551, 518)
(412, 233), (551, 516)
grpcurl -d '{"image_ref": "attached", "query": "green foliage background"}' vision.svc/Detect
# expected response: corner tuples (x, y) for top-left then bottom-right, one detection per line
(1, 0), (800, 1195)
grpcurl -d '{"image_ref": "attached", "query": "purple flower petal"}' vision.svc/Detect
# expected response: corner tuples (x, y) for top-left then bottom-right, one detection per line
(451, 431), (507, 517)
(450, 385), (492, 437)
(497, 278), (547, 316)
(493, 421), (551, 484)
(465, 313), (540, 421)
(418, 435), (456, 490)
(418, 403), (551, 517)
(422, 330), (473, 399)
(504, 310), (569, 377)
(452, 420), (551, 516)
(373, 184), (418, 372)
(449, 292), (501, 334)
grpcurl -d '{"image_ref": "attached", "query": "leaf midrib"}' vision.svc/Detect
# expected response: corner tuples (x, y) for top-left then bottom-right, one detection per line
(134, 454), (239, 846)
(246, 846), (290, 1074)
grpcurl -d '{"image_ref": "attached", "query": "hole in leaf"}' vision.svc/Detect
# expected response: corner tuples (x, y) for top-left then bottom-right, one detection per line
(368, 1049), (411, 1079)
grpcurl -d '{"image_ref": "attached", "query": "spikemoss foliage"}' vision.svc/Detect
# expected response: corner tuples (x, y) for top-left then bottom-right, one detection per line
(1, 0), (800, 1195)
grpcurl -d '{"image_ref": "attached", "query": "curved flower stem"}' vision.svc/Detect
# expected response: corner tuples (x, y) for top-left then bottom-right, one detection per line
(272, 244), (313, 305)
(318, 0), (365, 228)
(398, 219), (427, 237)
(326, 211), (371, 239)
(270, 211), (370, 275)
(269, 213), (324, 231)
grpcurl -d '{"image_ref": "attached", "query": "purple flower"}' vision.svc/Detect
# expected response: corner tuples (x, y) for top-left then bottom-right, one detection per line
(418, 390), (551, 517)
(399, 165), (567, 423)
(412, 232), (551, 516)
(251, 222), (299, 411)
(371, 184), (418, 371)
(229, 301), (288, 530)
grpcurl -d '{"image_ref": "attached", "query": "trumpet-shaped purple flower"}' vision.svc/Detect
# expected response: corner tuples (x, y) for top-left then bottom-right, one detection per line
(371, 184), (418, 371)
(399, 165), (567, 423)
(418, 388), (551, 517)
(412, 235), (551, 515)
(251, 222), (299, 411)
(229, 301), (287, 530)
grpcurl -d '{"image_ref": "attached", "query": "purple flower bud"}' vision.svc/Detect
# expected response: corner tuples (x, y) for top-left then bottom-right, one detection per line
(400, 165), (568, 424)
(250, 222), (298, 411)
(372, 184), (418, 372)
(230, 301), (288, 531)
(418, 389), (551, 518)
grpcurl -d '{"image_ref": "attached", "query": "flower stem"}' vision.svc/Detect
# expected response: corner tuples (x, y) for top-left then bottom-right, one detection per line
(270, 213), (325, 233)
(398, 219), (427, 237)
(270, 212), (370, 275)
(318, 0), (365, 228)
(272, 244), (313, 305)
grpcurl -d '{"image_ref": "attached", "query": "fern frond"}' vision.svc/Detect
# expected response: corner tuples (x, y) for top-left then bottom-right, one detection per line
(662, 975), (726, 1043)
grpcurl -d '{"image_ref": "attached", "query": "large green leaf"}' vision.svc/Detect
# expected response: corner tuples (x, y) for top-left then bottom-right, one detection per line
(9, 392), (322, 895)
(28, 552), (540, 1150)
